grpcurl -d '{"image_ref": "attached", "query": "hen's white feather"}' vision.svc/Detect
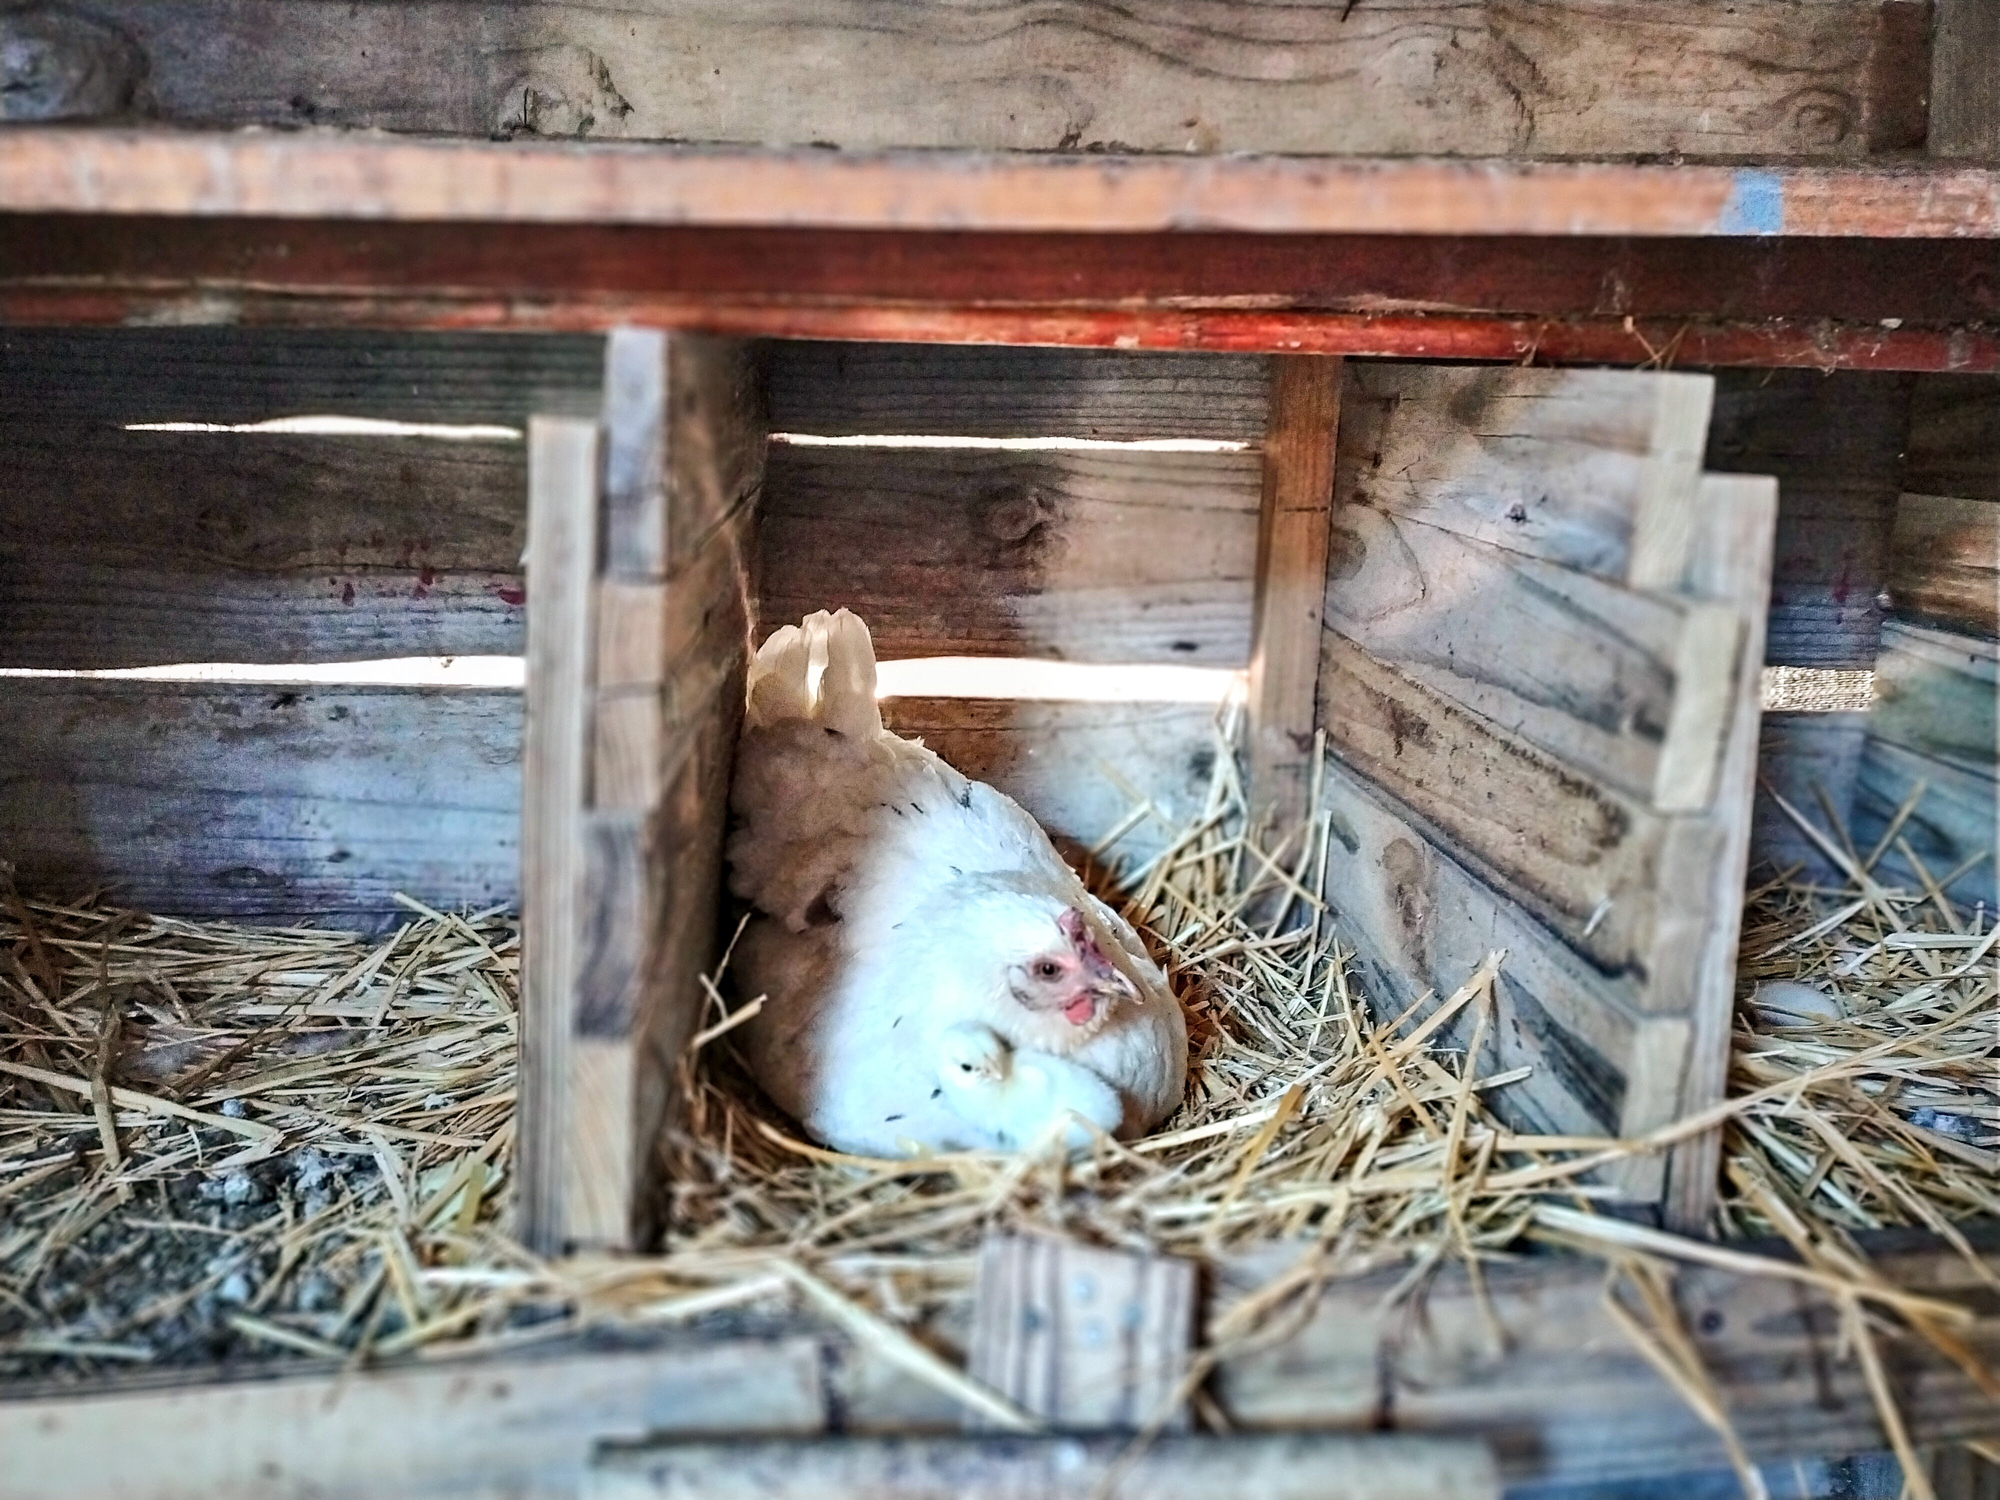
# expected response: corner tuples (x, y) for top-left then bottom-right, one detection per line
(728, 610), (1187, 1158)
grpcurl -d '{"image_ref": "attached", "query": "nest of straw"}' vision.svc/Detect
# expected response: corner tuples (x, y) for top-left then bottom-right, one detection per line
(2, 756), (1993, 1490)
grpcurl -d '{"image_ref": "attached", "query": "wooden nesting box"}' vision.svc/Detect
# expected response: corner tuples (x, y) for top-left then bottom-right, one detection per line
(498, 330), (1783, 1252)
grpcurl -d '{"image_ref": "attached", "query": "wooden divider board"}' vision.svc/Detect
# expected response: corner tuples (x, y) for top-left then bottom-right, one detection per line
(520, 331), (764, 1253)
(1317, 364), (1776, 1225)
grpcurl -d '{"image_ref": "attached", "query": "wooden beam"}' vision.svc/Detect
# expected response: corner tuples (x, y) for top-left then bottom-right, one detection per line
(1246, 356), (1340, 829)
(1888, 494), (2000, 637)
(1, 1339), (826, 1500)
(590, 1435), (1499, 1499)
(0, 0), (1927, 161)
(11, 131), (2000, 237)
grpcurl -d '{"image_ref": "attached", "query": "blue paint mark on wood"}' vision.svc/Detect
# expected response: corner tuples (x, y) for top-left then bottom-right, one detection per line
(1718, 170), (1784, 236)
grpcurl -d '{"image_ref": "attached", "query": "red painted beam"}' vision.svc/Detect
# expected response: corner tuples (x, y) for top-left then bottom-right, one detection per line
(3, 216), (1997, 371)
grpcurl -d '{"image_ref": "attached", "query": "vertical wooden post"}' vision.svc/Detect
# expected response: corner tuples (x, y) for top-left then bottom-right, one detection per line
(520, 415), (601, 1254)
(1932, 0), (2000, 161)
(521, 330), (765, 1255)
(1246, 356), (1342, 830)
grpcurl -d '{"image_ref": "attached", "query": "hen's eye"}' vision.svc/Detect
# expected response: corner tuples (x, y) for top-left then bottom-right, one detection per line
(1034, 959), (1064, 980)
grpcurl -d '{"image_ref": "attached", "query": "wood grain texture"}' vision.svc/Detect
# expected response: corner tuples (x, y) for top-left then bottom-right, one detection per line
(1907, 377), (2000, 502)
(1318, 631), (1664, 975)
(1869, 621), (1999, 775)
(520, 415), (602, 1255)
(1334, 364), (1714, 585)
(1213, 1231), (2000, 1486)
(590, 1435), (1498, 1500)
(1318, 754), (1647, 1145)
(1932, 0), (2000, 160)
(1888, 494), (2000, 638)
(1247, 356), (1339, 828)
(1752, 711), (1870, 884)
(1652, 473), (1779, 1232)
(879, 699), (1219, 873)
(0, 1339), (825, 1500)
(0, 426), (527, 669)
(1856, 738), (1998, 909)
(768, 343), (1269, 443)
(0, 681), (519, 926)
(967, 1233), (1195, 1433)
(1705, 369), (1913, 669)
(760, 447), (1260, 666)
(9, 0), (1927, 159)
(1322, 503), (1692, 807)
(0, 327), (602, 426)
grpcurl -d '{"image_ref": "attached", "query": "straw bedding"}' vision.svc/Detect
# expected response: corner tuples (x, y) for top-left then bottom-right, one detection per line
(1, 746), (1993, 1487)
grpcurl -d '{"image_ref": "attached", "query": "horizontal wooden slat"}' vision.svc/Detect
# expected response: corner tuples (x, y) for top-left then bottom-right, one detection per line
(1, 1339), (825, 1500)
(760, 448), (1259, 665)
(1888, 493), (2000, 638)
(1705, 370), (1912, 669)
(879, 698), (1217, 871)
(0, 328), (602, 426)
(1318, 754), (1647, 1145)
(767, 344), (1268, 443)
(1855, 738), (1998, 909)
(1869, 621), (1999, 776)
(1318, 633), (1663, 974)
(1906, 375), (2000, 501)
(1324, 504), (1690, 806)
(1333, 364), (1713, 584)
(0, 681), (520, 927)
(1215, 1232), (2000, 1487)
(4, 2), (1926, 160)
(589, 1435), (1498, 1500)
(1751, 711), (1870, 884)
(0, 427), (526, 668)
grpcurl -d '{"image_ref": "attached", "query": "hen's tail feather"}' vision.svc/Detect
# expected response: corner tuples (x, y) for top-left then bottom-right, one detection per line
(744, 608), (883, 738)
(817, 608), (883, 739)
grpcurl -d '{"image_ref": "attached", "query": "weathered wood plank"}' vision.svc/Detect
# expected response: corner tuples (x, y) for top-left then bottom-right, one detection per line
(1704, 369), (1913, 670)
(1650, 473), (1779, 1232)
(760, 447), (1260, 666)
(1752, 711), (1870, 884)
(0, 426), (527, 668)
(589, 1434), (1499, 1500)
(8, 0), (1927, 159)
(1322, 503), (1693, 807)
(1888, 494), (2000, 639)
(879, 699), (1219, 873)
(1334, 364), (1714, 585)
(1856, 738), (1997, 910)
(520, 415), (602, 1254)
(1214, 1232), (2000, 1486)
(967, 1233), (1196, 1434)
(1933, 0), (2000, 160)
(1318, 754), (1649, 1147)
(0, 680), (519, 926)
(523, 333), (766, 1254)
(0, 1339), (826, 1500)
(767, 343), (1269, 444)
(0, 327), (602, 426)
(1318, 631), (1664, 975)
(1869, 621), (1999, 775)
(1247, 356), (1340, 828)
(1907, 377), (2000, 502)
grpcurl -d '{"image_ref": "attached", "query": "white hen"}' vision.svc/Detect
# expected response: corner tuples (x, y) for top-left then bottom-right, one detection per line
(727, 609), (1187, 1159)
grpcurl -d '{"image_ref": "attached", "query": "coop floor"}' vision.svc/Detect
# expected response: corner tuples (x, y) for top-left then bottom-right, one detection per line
(0, 799), (1993, 1400)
